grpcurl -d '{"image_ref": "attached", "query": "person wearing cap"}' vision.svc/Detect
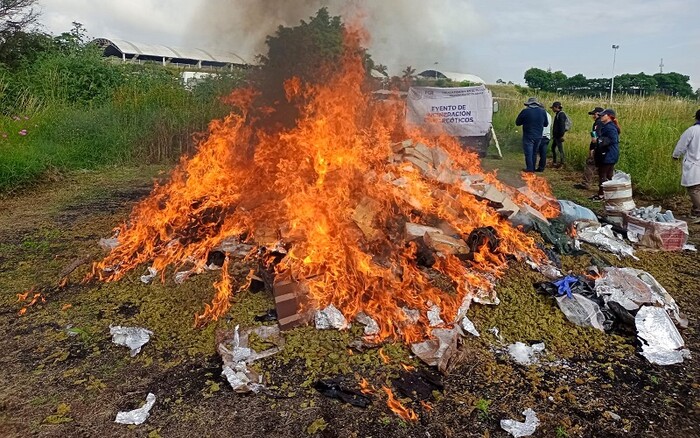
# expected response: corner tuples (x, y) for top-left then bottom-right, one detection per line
(516, 97), (549, 173)
(550, 102), (567, 168)
(575, 107), (604, 189)
(672, 109), (700, 220)
(591, 109), (621, 200)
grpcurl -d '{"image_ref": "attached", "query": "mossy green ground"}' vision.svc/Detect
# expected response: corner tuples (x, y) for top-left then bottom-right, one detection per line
(0, 161), (697, 437)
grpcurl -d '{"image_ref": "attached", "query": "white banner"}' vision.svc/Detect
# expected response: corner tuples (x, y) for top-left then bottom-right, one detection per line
(405, 85), (493, 137)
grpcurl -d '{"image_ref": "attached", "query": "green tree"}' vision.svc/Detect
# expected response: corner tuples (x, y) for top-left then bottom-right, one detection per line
(0, 0), (38, 38)
(372, 63), (388, 77)
(524, 67), (553, 90)
(654, 72), (693, 97)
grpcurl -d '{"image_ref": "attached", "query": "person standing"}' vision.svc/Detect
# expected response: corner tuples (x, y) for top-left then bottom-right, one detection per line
(575, 107), (604, 189)
(537, 108), (552, 172)
(590, 109), (621, 201)
(672, 109), (700, 220)
(516, 97), (548, 173)
(550, 102), (568, 168)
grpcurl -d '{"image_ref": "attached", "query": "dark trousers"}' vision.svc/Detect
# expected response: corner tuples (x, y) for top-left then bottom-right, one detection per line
(597, 163), (615, 195)
(522, 136), (539, 172)
(552, 137), (565, 164)
(537, 137), (550, 171)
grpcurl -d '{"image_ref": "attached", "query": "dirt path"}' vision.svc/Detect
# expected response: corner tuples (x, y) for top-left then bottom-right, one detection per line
(0, 162), (697, 437)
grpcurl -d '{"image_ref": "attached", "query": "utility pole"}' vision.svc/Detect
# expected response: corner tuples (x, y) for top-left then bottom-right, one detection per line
(434, 61), (439, 81)
(659, 58), (664, 74)
(609, 45), (620, 106)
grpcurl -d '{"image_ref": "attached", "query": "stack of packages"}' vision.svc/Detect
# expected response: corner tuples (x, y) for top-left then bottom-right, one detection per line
(624, 205), (688, 251)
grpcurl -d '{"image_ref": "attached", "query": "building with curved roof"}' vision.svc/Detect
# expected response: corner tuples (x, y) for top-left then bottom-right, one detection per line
(94, 38), (250, 70)
(417, 69), (485, 84)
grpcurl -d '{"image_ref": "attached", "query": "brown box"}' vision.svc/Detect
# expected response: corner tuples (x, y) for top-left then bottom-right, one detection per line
(273, 279), (316, 331)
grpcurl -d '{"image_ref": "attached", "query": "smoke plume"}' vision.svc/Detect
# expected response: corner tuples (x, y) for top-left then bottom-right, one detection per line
(191, 1), (485, 75)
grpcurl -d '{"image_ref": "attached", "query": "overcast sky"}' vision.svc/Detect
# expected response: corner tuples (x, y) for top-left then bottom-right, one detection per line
(36, 0), (700, 89)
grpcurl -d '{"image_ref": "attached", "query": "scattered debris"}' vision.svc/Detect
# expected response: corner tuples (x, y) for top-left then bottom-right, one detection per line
(115, 393), (156, 425)
(411, 328), (460, 373)
(507, 342), (545, 366)
(460, 316), (480, 337)
(99, 237), (119, 251)
(217, 325), (284, 393)
(605, 411), (622, 421)
(355, 312), (380, 336)
(427, 304), (445, 327)
(254, 309), (278, 323)
(313, 379), (371, 408)
(575, 222), (637, 259)
(110, 326), (153, 357)
(500, 408), (540, 437)
(315, 304), (349, 330)
(392, 368), (444, 403)
(488, 327), (503, 342)
(139, 267), (158, 284)
(635, 306), (691, 365)
(556, 294), (607, 331)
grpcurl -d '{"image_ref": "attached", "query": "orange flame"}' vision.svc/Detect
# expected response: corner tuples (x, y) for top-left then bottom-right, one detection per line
(401, 363), (416, 372)
(420, 400), (433, 411)
(359, 378), (374, 395)
(378, 348), (390, 364)
(90, 28), (549, 343)
(383, 386), (418, 422)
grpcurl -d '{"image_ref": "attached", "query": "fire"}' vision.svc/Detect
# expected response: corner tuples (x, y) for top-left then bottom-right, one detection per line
(359, 378), (374, 395)
(383, 386), (418, 422)
(378, 348), (390, 364)
(401, 363), (416, 372)
(518, 172), (561, 219)
(90, 28), (551, 343)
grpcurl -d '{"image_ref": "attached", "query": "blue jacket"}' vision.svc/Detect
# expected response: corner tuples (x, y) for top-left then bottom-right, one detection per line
(516, 106), (548, 140)
(595, 121), (620, 164)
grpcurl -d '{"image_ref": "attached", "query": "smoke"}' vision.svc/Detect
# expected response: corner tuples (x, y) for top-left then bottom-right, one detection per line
(191, 1), (485, 75)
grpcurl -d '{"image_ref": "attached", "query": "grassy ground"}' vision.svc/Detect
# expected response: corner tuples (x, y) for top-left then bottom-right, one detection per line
(0, 161), (698, 437)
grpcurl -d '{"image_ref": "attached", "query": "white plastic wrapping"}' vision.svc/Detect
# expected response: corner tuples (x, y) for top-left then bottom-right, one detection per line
(460, 316), (480, 337)
(507, 342), (545, 366)
(556, 294), (606, 331)
(110, 326), (153, 357)
(427, 304), (445, 327)
(115, 393), (156, 425)
(500, 408), (540, 437)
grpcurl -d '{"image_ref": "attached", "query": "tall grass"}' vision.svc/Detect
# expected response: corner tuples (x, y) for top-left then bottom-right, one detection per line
(491, 85), (698, 196)
(0, 61), (244, 192)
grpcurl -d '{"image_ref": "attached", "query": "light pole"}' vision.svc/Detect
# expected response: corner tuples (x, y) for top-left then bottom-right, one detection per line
(609, 45), (620, 105)
(434, 61), (439, 81)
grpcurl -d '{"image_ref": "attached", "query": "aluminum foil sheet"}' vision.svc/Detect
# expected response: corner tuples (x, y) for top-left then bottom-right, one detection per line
(500, 408), (540, 437)
(110, 325), (153, 357)
(315, 304), (349, 330)
(635, 306), (690, 365)
(115, 393), (156, 425)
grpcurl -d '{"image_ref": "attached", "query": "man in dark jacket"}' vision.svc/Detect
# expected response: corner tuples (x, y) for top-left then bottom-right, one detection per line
(550, 102), (568, 167)
(516, 97), (548, 172)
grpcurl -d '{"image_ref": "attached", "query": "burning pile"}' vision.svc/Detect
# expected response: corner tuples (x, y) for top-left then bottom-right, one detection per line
(91, 33), (558, 346)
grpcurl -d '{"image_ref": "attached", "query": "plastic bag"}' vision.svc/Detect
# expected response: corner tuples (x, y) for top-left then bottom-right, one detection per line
(556, 294), (606, 331)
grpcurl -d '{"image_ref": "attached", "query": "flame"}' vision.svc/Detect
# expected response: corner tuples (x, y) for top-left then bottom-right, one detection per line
(401, 363), (415, 372)
(17, 292), (29, 302)
(90, 28), (550, 343)
(18, 308), (27, 316)
(378, 348), (390, 364)
(420, 400), (433, 411)
(383, 386), (418, 422)
(359, 378), (374, 395)
(61, 304), (73, 311)
(518, 173), (561, 219)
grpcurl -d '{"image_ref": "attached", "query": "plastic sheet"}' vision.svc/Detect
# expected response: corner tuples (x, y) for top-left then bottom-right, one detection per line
(99, 237), (119, 251)
(556, 294), (606, 331)
(507, 342), (545, 365)
(635, 306), (691, 365)
(575, 223), (637, 259)
(500, 408), (540, 437)
(115, 393), (156, 425)
(315, 304), (349, 330)
(557, 200), (598, 225)
(218, 325), (283, 393)
(411, 328), (459, 372)
(110, 326), (153, 357)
